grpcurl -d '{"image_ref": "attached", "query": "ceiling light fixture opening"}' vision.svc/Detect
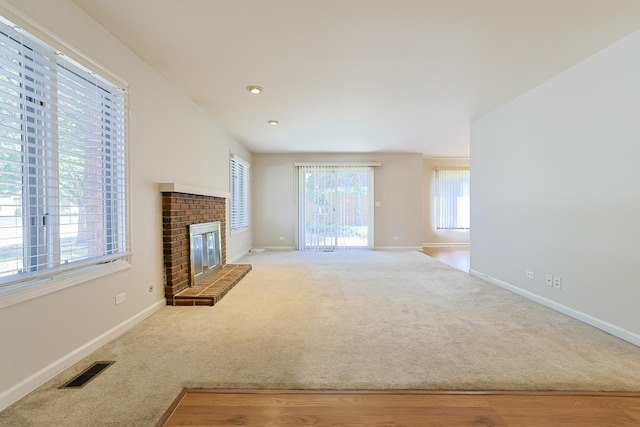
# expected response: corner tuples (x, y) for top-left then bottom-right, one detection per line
(267, 120), (279, 126)
(246, 85), (263, 94)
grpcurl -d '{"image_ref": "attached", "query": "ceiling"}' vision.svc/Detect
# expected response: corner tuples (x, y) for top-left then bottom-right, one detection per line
(71, 0), (640, 157)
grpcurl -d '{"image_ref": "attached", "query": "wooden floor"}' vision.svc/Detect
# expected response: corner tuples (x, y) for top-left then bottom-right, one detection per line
(158, 389), (640, 427)
(422, 246), (470, 272)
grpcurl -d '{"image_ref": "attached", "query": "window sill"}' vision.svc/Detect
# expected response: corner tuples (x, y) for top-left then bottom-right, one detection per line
(0, 260), (131, 309)
(231, 227), (249, 236)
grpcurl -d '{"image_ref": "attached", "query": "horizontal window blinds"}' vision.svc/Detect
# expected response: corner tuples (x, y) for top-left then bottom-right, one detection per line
(0, 17), (128, 286)
(230, 156), (249, 231)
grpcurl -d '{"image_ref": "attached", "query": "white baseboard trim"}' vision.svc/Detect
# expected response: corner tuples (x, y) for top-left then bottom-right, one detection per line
(422, 243), (470, 248)
(255, 247), (425, 252)
(470, 269), (640, 348)
(261, 246), (296, 251)
(0, 299), (166, 411)
(227, 249), (250, 263)
(374, 246), (423, 251)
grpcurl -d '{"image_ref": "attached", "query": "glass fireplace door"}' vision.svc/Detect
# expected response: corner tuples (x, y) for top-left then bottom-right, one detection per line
(189, 222), (222, 286)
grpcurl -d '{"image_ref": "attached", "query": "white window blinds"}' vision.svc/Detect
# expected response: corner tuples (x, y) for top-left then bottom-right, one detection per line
(230, 156), (249, 231)
(0, 17), (128, 287)
(296, 163), (375, 250)
(435, 168), (470, 230)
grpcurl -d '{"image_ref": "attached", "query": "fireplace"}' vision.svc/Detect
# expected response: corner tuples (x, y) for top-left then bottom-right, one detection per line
(160, 183), (251, 306)
(189, 221), (222, 286)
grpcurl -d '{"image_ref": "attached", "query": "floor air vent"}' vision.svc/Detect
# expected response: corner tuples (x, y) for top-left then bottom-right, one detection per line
(59, 361), (114, 389)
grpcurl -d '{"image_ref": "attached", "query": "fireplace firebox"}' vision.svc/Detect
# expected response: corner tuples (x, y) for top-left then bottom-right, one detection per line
(189, 221), (222, 286)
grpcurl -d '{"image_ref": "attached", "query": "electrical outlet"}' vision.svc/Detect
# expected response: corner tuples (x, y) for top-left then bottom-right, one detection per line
(526, 271), (535, 279)
(148, 285), (154, 293)
(553, 276), (561, 289)
(115, 292), (126, 305)
(393, 236), (399, 241)
(279, 236), (285, 241)
(545, 274), (553, 287)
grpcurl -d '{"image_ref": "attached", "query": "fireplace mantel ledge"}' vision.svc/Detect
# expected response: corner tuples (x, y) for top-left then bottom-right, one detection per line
(159, 182), (230, 199)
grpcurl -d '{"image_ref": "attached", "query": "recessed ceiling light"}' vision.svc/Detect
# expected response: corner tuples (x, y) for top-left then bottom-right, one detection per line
(267, 120), (279, 126)
(246, 85), (263, 94)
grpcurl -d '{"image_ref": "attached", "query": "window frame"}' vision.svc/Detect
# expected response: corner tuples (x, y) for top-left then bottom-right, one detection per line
(230, 155), (249, 233)
(0, 13), (131, 309)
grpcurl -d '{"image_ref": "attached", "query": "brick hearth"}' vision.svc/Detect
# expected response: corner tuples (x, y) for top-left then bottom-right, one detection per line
(161, 190), (250, 305)
(173, 264), (252, 306)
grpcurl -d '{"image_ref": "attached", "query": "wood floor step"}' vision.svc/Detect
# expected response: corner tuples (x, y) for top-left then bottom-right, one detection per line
(158, 389), (640, 427)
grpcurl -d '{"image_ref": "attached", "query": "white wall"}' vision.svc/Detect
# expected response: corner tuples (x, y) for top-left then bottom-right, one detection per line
(0, 0), (251, 409)
(422, 158), (470, 246)
(471, 29), (640, 344)
(252, 152), (423, 250)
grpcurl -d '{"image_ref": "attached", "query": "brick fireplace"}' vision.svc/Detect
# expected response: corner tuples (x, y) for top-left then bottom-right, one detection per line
(160, 183), (251, 305)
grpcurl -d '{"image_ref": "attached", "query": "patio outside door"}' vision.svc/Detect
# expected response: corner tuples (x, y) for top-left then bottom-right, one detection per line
(297, 164), (374, 250)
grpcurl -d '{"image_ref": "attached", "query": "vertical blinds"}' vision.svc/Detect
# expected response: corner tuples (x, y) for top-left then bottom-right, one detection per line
(230, 156), (249, 231)
(297, 164), (373, 250)
(0, 17), (128, 285)
(435, 168), (470, 230)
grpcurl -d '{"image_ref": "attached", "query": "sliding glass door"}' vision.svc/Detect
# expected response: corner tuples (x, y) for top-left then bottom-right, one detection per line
(297, 165), (374, 250)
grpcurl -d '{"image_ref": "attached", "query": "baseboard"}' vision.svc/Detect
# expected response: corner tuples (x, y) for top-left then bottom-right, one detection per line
(227, 249), (250, 263)
(422, 243), (470, 248)
(374, 246), (423, 251)
(0, 299), (166, 411)
(470, 269), (640, 348)
(261, 246), (296, 251)
(257, 246), (424, 252)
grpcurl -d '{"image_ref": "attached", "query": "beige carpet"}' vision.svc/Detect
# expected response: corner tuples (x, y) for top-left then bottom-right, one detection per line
(2, 250), (640, 426)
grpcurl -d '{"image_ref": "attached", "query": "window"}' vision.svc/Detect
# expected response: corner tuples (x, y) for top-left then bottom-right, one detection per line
(435, 168), (470, 230)
(296, 163), (375, 250)
(0, 16), (128, 291)
(230, 155), (249, 232)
